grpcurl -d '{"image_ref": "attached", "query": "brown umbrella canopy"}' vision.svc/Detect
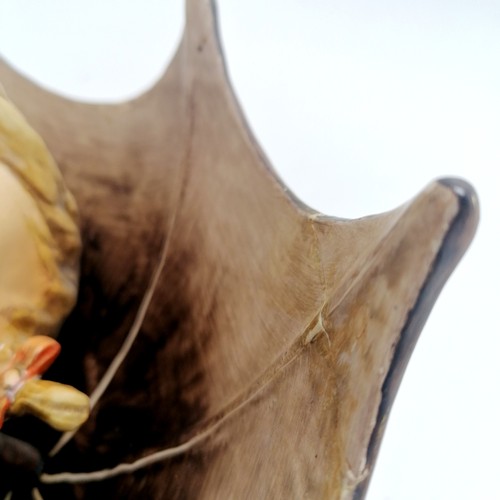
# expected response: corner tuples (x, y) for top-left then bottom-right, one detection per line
(0, 1), (478, 498)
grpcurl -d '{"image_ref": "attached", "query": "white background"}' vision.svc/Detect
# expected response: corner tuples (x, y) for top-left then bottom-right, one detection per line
(1, 1), (499, 498)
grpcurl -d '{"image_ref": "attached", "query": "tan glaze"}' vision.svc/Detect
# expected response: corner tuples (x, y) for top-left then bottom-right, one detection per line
(0, 98), (89, 432)
(0, 1), (478, 498)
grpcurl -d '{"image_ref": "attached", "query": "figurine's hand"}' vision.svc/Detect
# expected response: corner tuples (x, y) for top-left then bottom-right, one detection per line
(0, 336), (89, 431)
(11, 378), (90, 431)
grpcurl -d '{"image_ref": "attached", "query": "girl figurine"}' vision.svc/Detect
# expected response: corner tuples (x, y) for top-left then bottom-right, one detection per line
(0, 95), (89, 432)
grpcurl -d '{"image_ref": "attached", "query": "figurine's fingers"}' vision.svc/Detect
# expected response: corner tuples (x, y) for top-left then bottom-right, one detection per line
(10, 379), (89, 432)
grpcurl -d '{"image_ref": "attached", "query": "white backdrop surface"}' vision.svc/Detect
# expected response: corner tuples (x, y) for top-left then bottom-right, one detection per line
(1, 1), (499, 499)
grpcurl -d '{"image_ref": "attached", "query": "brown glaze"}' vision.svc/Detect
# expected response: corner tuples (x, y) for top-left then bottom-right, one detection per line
(0, 1), (478, 498)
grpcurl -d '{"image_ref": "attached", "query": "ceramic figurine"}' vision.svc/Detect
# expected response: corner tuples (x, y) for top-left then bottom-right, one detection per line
(0, 96), (89, 432)
(0, 1), (478, 498)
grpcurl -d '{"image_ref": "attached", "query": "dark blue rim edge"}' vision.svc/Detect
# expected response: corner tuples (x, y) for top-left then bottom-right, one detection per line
(354, 177), (479, 499)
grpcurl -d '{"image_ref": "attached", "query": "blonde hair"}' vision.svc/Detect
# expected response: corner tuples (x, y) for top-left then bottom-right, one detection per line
(0, 96), (81, 337)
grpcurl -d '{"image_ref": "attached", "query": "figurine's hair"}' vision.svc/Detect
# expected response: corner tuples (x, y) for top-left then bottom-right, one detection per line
(0, 96), (81, 336)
